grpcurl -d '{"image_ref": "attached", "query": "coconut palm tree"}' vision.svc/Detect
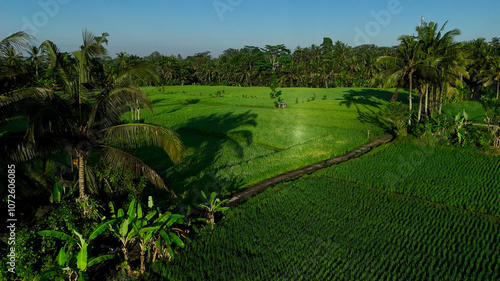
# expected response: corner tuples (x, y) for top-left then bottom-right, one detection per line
(0, 32), (34, 94)
(5, 31), (184, 202)
(414, 21), (466, 120)
(26, 45), (42, 78)
(479, 55), (500, 99)
(0, 31), (46, 172)
(377, 35), (422, 121)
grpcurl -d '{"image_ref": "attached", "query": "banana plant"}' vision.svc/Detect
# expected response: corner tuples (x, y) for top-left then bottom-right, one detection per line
(198, 191), (230, 231)
(106, 198), (139, 276)
(130, 199), (156, 274)
(454, 109), (471, 146)
(179, 205), (206, 235)
(37, 221), (114, 281)
(132, 207), (185, 273)
(107, 197), (186, 275)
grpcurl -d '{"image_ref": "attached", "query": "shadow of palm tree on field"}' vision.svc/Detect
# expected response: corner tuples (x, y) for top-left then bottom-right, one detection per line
(135, 110), (258, 207)
(337, 89), (397, 133)
(357, 111), (393, 134)
(151, 98), (166, 105)
(337, 89), (387, 112)
(154, 98), (201, 115)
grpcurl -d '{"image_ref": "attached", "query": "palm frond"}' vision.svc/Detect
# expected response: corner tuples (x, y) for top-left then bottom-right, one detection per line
(102, 123), (184, 164)
(1, 133), (70, 163)
(100, 145), (176, 197)
(0, 31), (34, 56)
(77, 30), (108, 85)
(114, 63), (159, 87)
(24, 96), (75, 142)
(88, 86), (152, 128)
(0, 88), (54, 125)
(5, 87), (53, 103)
(41, 40), (72, 90)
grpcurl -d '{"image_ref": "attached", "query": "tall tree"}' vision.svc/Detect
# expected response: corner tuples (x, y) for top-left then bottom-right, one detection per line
(479, 54), (500, 99)
(414, 21), (465, 120)
(6, 31), (184, 202)
(262, 44), (291, 72)
(377, 35), (422, 122)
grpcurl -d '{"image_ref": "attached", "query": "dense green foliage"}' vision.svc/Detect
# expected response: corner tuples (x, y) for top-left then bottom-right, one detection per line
(147, 175), (500, 280)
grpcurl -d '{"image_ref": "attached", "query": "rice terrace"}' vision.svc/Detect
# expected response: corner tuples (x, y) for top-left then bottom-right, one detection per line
(2, 1), (500, 280)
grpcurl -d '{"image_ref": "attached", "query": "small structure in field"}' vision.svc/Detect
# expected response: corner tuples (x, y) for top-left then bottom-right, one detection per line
(278, 101), (287, 108)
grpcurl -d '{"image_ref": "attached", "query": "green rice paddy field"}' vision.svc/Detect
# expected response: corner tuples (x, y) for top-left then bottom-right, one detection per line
(136, 86), (394, 196)
(147, 141), (500, 281)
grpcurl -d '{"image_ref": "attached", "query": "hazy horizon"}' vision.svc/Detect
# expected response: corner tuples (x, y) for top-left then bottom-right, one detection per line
(2, 0), (500, 58)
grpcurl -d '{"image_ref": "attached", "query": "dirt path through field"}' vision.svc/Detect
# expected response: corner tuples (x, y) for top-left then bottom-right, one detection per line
(225, 134), (394, 206)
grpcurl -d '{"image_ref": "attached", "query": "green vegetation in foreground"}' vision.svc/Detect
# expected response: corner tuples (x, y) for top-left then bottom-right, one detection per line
(148, 175), (500, 280)
(134, 85), (393, 195)
(314, 142), (500, 216)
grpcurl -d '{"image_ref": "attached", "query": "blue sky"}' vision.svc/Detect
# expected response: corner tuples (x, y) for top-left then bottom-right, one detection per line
(1, 0), (499, 57)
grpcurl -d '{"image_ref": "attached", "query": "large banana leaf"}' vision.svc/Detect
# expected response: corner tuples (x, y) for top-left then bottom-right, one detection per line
(88, 254), (114, 267)
(38, 230), (77, 243)
(159, 230), (174, 258)
(127, 198), (137, 218)
(89, 220), (114, 241)
(119, 217), (130, 239)
(166, 214), (184, 227)
(168, 232), (185, 248)
(76, 242), (88, 271)
(56, 247), (67, 267)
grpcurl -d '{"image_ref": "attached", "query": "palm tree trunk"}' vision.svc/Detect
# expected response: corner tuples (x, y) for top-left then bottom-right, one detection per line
(408, 74), (413, 125)
(425, 85), (429, 118)
(497, 80), (499, 99)
(390, 87), (399, 103)
(430, 86), (435, 117)
(439, 85), (444, 114)
(77, 152), (86, 201)
(418, 88), (423, 123)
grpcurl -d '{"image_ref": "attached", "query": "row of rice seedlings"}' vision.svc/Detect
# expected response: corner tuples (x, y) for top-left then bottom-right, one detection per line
(149, 177), (500, 280)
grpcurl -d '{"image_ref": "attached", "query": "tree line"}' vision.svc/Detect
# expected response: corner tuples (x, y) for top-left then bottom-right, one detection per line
(3, 22), (499, 102)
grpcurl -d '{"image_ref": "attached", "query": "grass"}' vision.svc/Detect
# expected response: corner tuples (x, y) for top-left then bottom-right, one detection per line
(134, 86), (395, 197)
